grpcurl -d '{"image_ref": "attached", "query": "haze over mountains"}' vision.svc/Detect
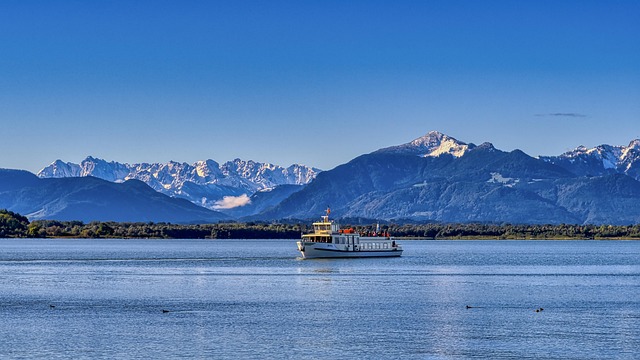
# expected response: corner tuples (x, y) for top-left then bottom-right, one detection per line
(3, 131), (640, 224)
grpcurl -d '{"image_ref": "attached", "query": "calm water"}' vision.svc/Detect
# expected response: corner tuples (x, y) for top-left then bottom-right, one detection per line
(0, 239), (638, 359)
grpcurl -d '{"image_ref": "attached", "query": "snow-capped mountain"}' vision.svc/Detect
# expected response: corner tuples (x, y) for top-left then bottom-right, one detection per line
(39, 156), (132, 182)
(256, 132), (640, 225)
(376, 131), (475, 157)
(38, 157), (321, 210)
(539, 139), (640, 180)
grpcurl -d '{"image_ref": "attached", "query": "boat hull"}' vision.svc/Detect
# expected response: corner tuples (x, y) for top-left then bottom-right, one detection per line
(297, 241), (403, 259)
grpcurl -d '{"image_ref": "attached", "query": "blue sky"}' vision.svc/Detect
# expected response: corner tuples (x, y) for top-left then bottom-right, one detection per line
(1, 0), (639, 172)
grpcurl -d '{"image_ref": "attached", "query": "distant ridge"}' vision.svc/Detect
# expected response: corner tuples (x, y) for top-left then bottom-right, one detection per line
(38, 157), (321, 211)
(0, 169), (227, 223)
(539, 139), (640, 181)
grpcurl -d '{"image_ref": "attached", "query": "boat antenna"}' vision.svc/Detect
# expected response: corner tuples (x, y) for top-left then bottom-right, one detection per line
(321, 206), (331, 223)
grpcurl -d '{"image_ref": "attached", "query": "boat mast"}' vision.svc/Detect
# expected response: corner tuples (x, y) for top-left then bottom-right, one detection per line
(322, 206), (330, 223)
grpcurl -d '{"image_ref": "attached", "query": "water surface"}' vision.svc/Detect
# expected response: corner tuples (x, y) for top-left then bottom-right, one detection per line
(0, 239), (638, 359)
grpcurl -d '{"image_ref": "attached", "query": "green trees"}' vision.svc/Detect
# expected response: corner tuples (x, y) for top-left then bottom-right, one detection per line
(0, 209), (30, 237)
(2, 208), (640, 239)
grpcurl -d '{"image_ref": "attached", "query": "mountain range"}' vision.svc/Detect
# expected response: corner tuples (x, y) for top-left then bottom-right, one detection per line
(38, 157), (320, 212)
(4, 130), (640, 225)
(253, 131), (640, 225)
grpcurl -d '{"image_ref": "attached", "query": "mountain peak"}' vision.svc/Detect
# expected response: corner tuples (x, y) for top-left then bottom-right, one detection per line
(474, 142), (496, 151)
(37, 159), (81, 178)
(628, 139), (640, 150)
(409, 131), (450, 146)
(377, 131), (473, 158)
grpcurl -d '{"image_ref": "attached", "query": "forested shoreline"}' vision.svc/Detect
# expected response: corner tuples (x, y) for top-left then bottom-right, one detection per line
(2, 209), (640, 240)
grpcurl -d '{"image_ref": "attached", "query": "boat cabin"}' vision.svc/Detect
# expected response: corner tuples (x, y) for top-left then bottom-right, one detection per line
(302, 215), (338, 243)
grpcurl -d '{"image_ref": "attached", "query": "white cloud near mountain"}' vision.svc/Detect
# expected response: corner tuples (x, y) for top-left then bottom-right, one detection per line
(213, 194), (251, 209)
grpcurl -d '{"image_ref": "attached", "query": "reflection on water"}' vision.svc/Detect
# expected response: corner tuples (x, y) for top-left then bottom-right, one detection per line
(0, 239), (639, 359)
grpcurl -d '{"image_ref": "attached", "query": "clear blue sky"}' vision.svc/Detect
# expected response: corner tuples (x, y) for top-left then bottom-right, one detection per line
(1, 0), (639, 173)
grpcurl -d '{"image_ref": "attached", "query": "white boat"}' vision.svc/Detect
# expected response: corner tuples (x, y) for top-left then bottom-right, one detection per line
(296, 210), (403, 259)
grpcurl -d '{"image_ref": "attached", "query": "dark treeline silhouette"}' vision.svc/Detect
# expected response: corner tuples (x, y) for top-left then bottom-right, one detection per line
(2, 209), (640, 239)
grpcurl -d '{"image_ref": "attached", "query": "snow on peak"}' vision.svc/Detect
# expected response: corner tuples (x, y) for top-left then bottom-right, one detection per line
(621, 139), (640, 162)
(409, 131), (449, 146)
(36, 159), (81, 178)
(541, 138), (640, 180)
(378, 131), (473, 158)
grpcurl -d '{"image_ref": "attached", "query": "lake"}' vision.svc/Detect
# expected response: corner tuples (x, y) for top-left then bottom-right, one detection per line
(0, 239), (638, 359)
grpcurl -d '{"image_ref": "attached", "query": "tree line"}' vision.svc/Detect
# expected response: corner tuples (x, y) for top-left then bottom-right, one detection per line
(2, 209), (640, 239)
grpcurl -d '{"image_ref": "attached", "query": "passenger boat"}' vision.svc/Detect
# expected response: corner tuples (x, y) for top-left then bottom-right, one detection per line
(297, 210), (403, 259)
